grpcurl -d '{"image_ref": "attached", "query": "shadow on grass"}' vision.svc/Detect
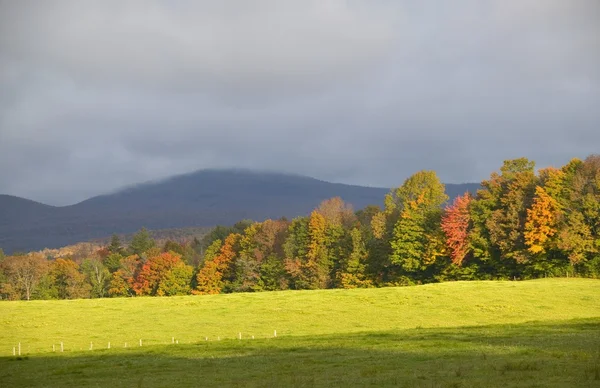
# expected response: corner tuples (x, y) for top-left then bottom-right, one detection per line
(1, 318), (599, 388)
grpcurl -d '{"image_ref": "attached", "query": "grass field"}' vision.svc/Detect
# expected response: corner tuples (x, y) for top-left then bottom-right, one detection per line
(1, 278), (599, 387)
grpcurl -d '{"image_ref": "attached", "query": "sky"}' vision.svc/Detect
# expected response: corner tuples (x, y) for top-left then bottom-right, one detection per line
(0, 0), (599, 206)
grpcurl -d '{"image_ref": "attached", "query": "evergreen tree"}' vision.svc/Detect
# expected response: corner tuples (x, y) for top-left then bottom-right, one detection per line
(129, 228), (156, 257)
(108, 234), (123, 255)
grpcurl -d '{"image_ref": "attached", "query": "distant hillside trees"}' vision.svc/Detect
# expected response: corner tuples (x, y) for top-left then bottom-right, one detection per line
(1, 154), (599, 300)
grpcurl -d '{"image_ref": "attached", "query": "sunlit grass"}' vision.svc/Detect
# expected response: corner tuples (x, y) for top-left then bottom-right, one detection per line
(1, 278), (599, 387)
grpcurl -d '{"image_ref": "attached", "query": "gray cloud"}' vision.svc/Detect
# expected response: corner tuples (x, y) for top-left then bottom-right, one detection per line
(0, 0), (599, 205)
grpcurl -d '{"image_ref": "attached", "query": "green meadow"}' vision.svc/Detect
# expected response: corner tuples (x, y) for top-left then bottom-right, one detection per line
(1, 278), (600, 387)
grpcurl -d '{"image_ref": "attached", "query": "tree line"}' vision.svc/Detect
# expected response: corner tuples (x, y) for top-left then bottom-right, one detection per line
(1, 155), (599, 300)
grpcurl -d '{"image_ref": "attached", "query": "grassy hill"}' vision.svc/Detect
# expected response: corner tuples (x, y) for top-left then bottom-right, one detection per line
(2, 279), (599, 387)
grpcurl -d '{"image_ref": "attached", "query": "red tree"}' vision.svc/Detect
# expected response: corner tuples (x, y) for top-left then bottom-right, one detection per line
(441, 193), (472, 265)
(132, 252), (184, 296)
(195, 233), (240, 294)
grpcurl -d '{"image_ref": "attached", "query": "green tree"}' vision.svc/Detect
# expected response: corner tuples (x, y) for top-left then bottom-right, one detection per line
(389, 171), (448, 276)
(129, 228), (156, 257)
(339, 227), (372, 288)
(469, 158), (538, 277)
(108, 234), (123, 255)
(163, 240), (185, 255)
(157, 262), (194, 296)
(104, 253), (123, 273)
(81, 258), (110, 298)
(283, 217), (310, 289)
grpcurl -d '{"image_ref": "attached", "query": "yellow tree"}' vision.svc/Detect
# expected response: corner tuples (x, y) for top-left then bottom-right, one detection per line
(195, 234), (240, 294)
(307, 210), (329, 288)
(525, 186), (560, 254)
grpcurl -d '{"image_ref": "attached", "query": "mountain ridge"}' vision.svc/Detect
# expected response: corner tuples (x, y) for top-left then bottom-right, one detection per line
(0, 169), (479, 254)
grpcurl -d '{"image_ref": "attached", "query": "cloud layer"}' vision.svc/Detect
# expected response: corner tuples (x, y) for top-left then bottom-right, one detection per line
(1, 0), (599, 205)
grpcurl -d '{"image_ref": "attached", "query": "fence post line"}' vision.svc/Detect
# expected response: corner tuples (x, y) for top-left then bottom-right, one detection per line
(60, 342), (64, 352)
(18, 342), (21, 356)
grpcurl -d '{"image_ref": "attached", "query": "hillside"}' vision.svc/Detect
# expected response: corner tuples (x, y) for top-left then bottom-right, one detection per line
(0, 169), (479, 253)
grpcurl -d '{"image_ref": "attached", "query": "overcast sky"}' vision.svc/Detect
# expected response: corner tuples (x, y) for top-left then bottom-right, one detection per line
(1, 0), (599, 206)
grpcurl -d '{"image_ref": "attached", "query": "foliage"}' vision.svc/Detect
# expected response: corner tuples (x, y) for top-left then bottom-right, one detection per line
(80, 258), (110, 298)
(389, 171), (448, 275)
(132, 252), (185, 296)
(128, 228), (156, 257)
(524, 186), (560, 254)
(195, 234), (240, 294)
(108, 234), (123, 255)
(3, 154), (600, 300)
(50, 259), (91, 299)
(441, 193), (472, 265)
(0, 254), (49, 300)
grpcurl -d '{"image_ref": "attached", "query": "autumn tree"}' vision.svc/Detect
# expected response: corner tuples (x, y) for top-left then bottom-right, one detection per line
(316, 197), (356, 228)
(306, 210), (329, 288)
(227, 223), (261, 292)
(195, 234), (240, 294)
(254, 219), (289, 291)
(469, 158), (538, 278)
(50, 258), (91, 299)
(524, 186), (560, 255)
(132, 252), (186, 296)
(108, 255), (140, 297)
(555, 156), (600, 269)
(389, 171), (448, 275)
(441, 193), (472, 265)
(0, 254), (50, 300)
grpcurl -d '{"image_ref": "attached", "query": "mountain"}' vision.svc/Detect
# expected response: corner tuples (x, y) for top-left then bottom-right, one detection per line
(0, 170), (480, 254)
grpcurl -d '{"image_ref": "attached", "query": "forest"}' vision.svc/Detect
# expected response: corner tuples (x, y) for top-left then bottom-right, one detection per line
(1, 155), (599, 300)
